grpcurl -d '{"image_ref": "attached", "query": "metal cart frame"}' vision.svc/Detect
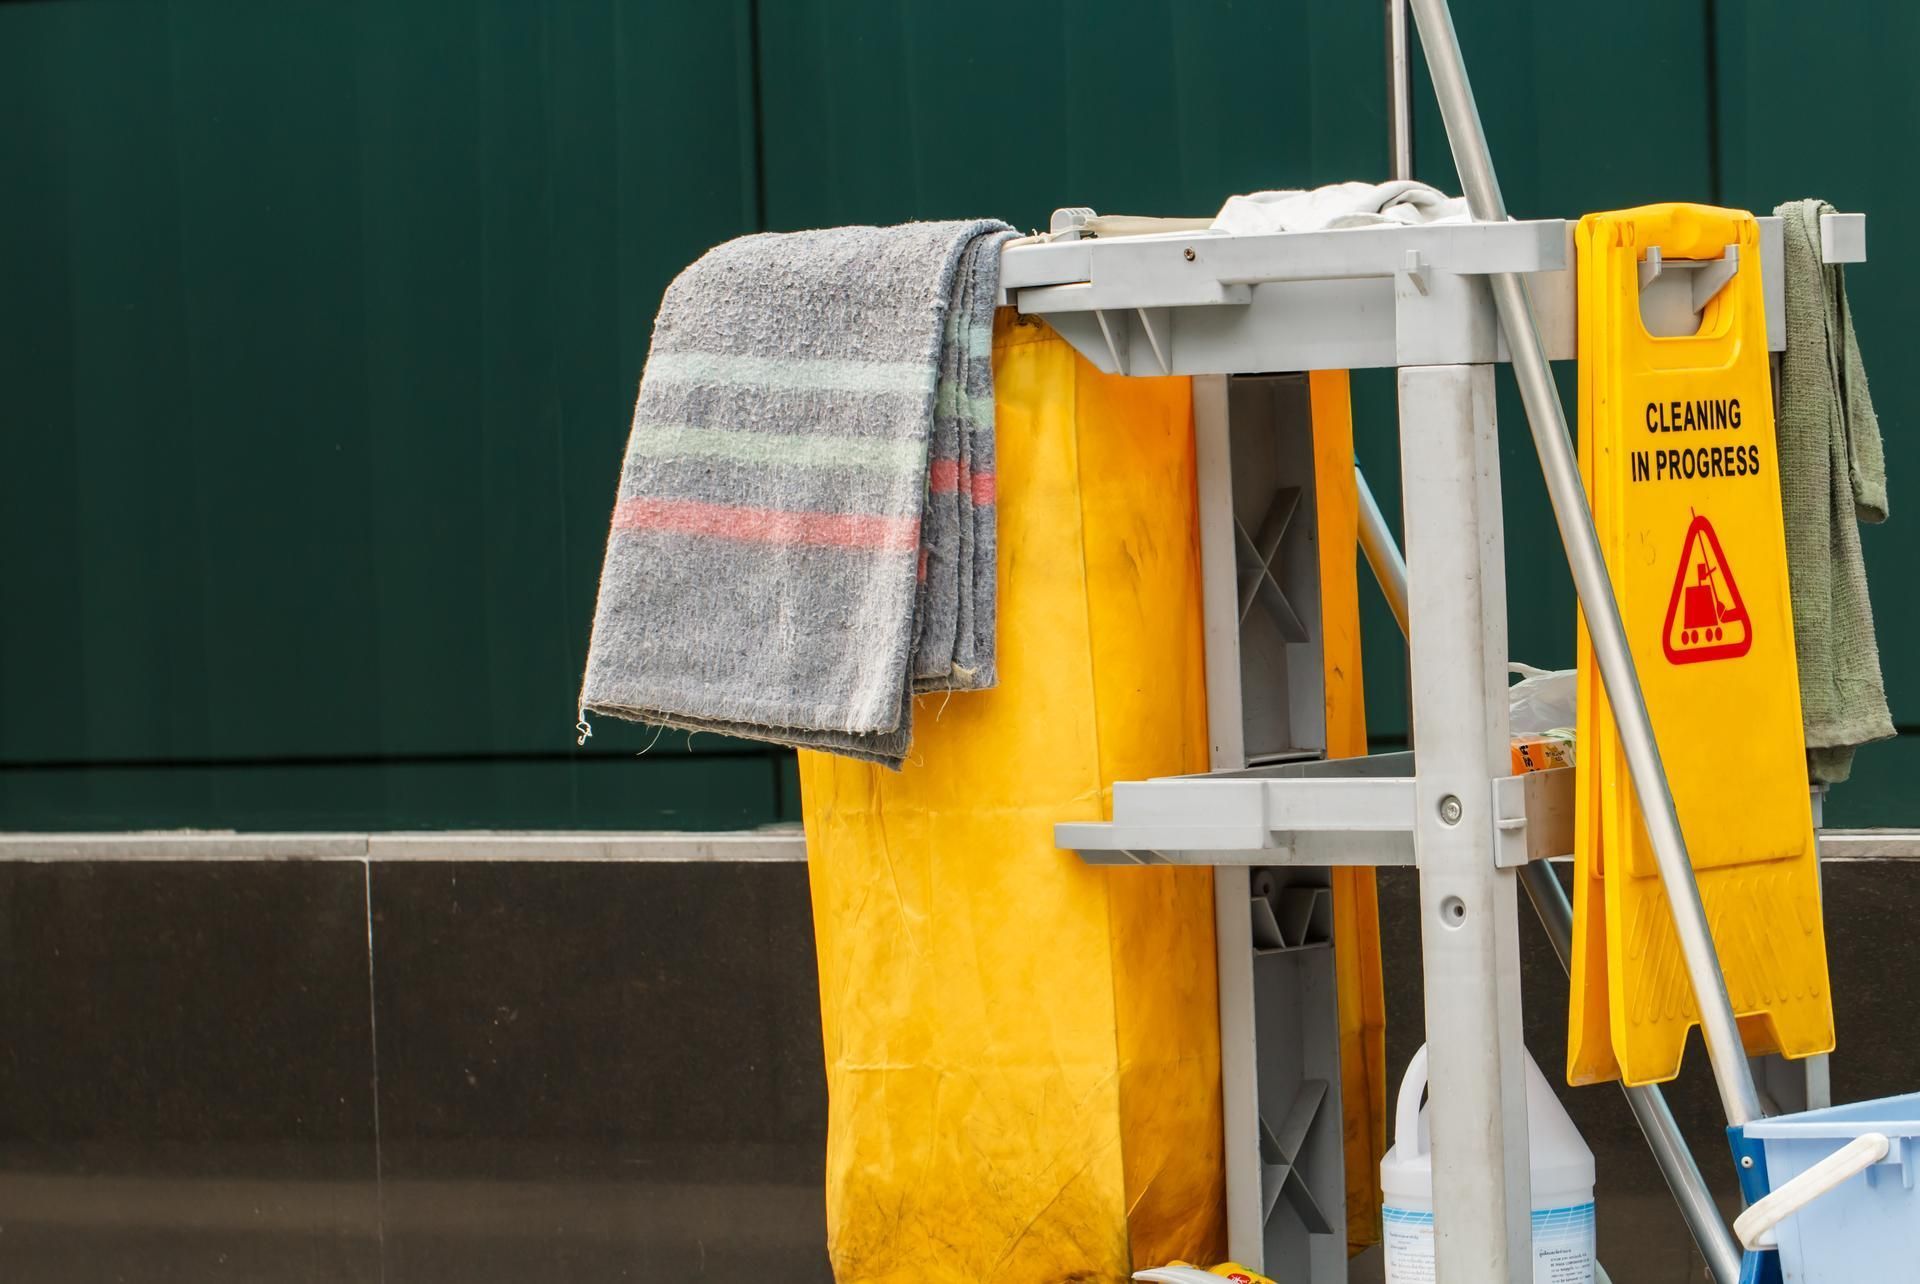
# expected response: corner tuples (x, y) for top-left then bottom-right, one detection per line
(996, 3), (1869, 1277)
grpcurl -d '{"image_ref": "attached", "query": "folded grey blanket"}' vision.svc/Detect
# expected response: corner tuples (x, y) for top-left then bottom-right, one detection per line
(1776, 198), (1894, 784)
(580, 219), (1014, 767)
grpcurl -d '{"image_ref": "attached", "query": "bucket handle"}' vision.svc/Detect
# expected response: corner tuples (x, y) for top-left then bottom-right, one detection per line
(1394, 1044), (1431, 1160)
(1732, 1132), (1890, 1250)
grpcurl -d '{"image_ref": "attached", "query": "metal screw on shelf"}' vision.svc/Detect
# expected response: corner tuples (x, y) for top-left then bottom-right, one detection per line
(1183, 247), (1196, 261)
(1438, 794), (1463, 825)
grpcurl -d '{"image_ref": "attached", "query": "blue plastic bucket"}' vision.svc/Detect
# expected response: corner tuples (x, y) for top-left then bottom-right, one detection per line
(1741, 1091), (1920, 1282)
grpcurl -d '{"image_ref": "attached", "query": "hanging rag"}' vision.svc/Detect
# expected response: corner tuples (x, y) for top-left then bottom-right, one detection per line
(580, 219), (1014, 767)
(1774, 198), (1894, 784)
(1212, 180), (1468, 236)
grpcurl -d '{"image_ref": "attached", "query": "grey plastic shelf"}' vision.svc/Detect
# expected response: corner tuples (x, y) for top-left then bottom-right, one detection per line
(1055, 752), (1572, 869)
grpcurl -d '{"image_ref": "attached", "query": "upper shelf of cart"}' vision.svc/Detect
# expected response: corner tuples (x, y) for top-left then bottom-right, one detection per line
(996, 208), (1865, 370)
(1001, 215), (1568, 311)
(1002, 210), (1864, 305)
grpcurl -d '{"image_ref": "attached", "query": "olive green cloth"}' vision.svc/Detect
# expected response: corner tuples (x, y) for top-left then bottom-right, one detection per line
(1775, 198), (1894, 783)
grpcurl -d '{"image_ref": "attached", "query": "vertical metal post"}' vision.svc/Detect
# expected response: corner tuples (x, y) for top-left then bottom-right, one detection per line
(1194, 376), (1267, 1266)
(1401, 363), (1531, 1283)
(1362, 468), (1738, 1282)
(1386, 0), (1414, 181)
(1405, 0), (1763, 1127)
(1362, 463), (1742, 1284)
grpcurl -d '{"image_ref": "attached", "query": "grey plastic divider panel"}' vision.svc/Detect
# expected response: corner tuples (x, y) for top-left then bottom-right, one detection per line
(1227, 376), (1327, 764)
(1192, 375), (1346, 1279)
(1249, 864), (1346, 1282)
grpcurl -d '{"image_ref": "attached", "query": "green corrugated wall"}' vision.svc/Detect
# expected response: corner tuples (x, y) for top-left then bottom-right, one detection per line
(1, 0), (1912, 830)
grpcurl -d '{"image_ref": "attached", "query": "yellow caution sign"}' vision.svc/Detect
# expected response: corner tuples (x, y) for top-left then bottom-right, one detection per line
(1566, 599), (1618, 1085)
(1568, 204), (1834, 1087)
(1567, 215), (1625, 1087)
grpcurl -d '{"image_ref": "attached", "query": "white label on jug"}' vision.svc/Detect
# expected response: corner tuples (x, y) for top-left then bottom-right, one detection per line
(1383, 1207), (1436, 1284)
(1382, 1204), (1594, 1284)
(1531, 1203), (1596, 1284)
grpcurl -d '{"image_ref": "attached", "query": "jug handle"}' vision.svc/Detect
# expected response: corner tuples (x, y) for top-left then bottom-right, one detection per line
(1395, 1044), (1430, 1159)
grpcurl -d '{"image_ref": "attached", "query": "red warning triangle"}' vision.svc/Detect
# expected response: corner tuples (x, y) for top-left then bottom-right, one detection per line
(1661, 513), (1752, 664)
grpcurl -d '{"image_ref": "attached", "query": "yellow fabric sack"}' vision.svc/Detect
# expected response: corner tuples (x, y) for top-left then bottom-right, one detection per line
(1304, 372), (1387, 1256)
(800, 314), (1226, 1282)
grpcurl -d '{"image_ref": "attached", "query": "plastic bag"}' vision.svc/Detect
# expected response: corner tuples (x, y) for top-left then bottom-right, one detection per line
(1508, 663), (1575, 772)
(1508, 662), (1575, 736)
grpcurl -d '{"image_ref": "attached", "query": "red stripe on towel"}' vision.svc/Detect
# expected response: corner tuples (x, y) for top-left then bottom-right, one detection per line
(613, 497), (920, 553)
(928, 459), (996, 506)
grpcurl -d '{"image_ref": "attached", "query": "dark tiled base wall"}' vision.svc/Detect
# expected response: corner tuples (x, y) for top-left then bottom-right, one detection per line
(1, 858), (1914, 1281)
(0, 860), (831, 1283)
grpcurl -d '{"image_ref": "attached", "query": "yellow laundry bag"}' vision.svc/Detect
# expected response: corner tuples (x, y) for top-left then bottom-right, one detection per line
(1306, 370), (1388, 1257)
(800, 314), (1226, 1282)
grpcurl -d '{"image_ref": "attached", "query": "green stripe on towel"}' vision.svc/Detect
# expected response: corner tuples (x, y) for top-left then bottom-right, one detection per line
(647, 351), (934, 397)
(629, 421), (928, 474)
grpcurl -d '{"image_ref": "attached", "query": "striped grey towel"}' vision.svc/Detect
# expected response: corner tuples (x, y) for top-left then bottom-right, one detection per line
(580, 220), (1014, 767)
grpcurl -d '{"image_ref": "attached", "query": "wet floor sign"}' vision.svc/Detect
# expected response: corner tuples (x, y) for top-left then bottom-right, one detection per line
(1567, 204), (1833, 1088)
(1663, 514), (1751, 662)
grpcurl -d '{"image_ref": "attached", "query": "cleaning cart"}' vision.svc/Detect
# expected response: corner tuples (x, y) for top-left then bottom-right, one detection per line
(1007, 2), (1893, 1279)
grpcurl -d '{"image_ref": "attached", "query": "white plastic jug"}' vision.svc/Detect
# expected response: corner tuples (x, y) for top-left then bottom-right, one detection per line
(1380, 1044), (1595, 1284)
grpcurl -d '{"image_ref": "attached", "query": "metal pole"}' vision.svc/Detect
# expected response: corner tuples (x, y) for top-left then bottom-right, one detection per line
(1519, 865), (1746, 1284)
(1194, 380), (1267, 1265)
(1356, 464), (1410, 637)
(1404, 0), (1763, 1128)
(1401, 362), (1533, 1282)
(1386, 0), (1414, 181)
(1360, 465), (1743, 1284)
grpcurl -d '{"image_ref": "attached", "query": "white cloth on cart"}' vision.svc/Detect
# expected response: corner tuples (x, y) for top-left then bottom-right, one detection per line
(1212, 180), (1468, 236)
